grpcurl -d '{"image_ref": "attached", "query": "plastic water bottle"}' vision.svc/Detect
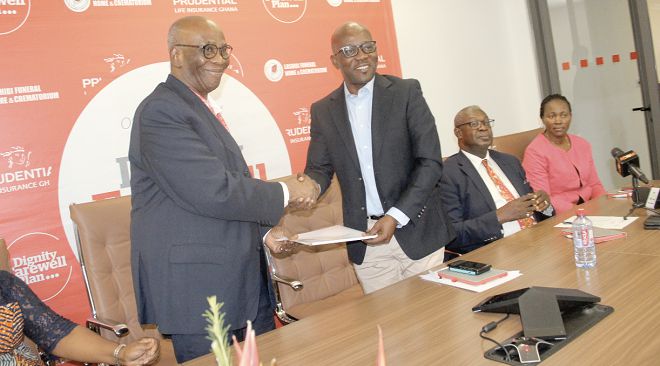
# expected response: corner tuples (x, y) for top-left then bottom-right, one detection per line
(572, 208), (596, 268)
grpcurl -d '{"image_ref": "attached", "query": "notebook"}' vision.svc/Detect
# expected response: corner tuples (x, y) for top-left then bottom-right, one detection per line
(561, 227), (627, 243)
(436, 268), (508, 286)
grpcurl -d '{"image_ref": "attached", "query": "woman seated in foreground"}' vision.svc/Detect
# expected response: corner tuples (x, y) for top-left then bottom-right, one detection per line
(522, 94), (606, 214)
(0, 270), (159, 365)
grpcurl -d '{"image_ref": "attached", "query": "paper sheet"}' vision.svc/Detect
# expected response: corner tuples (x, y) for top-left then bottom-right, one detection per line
(420, 267), (522, 293)
(292, 225), (377, 246)
(554, 216), (638, 230)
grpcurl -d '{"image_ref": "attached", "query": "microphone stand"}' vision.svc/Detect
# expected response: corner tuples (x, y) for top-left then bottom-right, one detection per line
(624, 176), (645, 220)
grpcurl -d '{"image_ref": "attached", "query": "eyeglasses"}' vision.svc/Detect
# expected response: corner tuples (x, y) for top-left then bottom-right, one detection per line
(174, 43), (233, 60)
(333, 41), (377, 58)
(456, 119), (495, 129)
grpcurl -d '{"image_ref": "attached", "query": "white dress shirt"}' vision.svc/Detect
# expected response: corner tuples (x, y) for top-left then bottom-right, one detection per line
(462, 150), (522, 237)
(344, 79), (409, 226)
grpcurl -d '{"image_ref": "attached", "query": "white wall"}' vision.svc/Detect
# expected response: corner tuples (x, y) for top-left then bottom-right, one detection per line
(548, 0), (651, 191)
(390, 0), (543, 156)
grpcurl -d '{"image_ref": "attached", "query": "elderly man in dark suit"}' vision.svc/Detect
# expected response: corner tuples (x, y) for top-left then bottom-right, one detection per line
(128, 16), (318, 363)
(304, 21), (455, 294)
(440, 106), (553, 257)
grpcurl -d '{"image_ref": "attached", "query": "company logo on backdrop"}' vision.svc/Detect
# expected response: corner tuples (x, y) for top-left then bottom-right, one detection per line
(105, 54), (131, 72)
(172, 0), (239, 14)
(81, 53), (133, 95)
(8, 233), (72, 301)
(0, 0), (30, 35)
(1, 146), (30, 169)
(0, 84), (60, 104)
(264, 59), (326, 82)
(66, 0), (153, 11)
(262, 0), (306, 24)
(1, 146), (52, 195)
(64, 0), (90, 12)
(59, 62), (290, 258)
(287, 107), (310, 144)
(264, 59), (284, 82)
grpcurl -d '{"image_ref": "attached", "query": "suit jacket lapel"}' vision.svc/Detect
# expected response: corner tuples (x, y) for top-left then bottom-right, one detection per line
(328, 85), (361, 171)
(166, 75), (246, 167)
(371, 75), (393, 161)
(490, 151), (529, 196)
(457, 152), (497, 211)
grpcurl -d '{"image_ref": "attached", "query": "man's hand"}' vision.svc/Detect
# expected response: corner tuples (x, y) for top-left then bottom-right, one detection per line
(363, 215), (397, 245)
(282, 173), (320, 210)
(532, 190), (551, 212)
(264, 225), (298, 254)
(496, 193), (536, 223)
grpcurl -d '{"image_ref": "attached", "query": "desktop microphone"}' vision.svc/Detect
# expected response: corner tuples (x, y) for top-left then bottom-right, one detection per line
(611, 147), (650, 184)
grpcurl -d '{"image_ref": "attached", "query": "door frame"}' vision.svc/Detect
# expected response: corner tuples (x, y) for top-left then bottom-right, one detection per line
(629, 0), (660, 178)
(529, 0), (660, 178)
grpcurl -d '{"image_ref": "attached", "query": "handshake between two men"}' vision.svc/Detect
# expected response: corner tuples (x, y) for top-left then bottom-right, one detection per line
(265, 173), (321, 254)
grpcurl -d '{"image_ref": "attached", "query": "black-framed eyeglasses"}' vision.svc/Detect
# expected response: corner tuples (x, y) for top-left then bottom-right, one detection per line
(174, 43), (233, 60)
(456, 119), (495, 129)
(333, 41), (377, 58)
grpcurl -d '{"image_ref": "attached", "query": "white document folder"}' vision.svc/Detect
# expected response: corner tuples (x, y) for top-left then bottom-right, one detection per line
(292, 225), (377, 246)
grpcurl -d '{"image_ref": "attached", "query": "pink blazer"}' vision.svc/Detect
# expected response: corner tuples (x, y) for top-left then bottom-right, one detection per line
(522, 133), (606, 214)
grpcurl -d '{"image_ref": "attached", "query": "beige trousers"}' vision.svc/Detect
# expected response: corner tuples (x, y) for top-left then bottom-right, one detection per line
(354, 219), (445, 294)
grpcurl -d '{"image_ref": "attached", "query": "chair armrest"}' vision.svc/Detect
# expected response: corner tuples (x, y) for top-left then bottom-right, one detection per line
(271, 273), (303, 291)
(86, 316), (129, 337)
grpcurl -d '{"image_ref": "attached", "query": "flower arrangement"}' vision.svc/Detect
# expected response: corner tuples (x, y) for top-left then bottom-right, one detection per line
(204, 296), (384, 365)
(204, 296), (276, 366)
(203, 296), (233, 366)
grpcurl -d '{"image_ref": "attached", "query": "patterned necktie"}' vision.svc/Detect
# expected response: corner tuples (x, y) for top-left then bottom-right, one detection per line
(481, 159), (535, 229)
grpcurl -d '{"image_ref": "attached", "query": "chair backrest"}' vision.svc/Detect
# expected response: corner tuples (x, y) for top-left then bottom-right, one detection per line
(0, 238), (9, 271)
(491, 128), (543, 161)
(69, 196), (159, 343)
(271, 177), (363, 319)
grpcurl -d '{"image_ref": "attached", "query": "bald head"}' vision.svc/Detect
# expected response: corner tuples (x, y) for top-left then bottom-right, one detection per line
(331, 21), (372, 53)
(453, 105), (493, 158)
(454, 105), (485, 127)
(167, 16), (220, 51)
(167, 16), (228, 96)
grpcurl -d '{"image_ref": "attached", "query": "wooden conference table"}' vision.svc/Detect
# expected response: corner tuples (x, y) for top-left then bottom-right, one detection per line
(185, 192), (660, 365)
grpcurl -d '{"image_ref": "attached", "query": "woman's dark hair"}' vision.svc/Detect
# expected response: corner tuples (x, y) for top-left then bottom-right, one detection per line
(540, 94), (572, 118)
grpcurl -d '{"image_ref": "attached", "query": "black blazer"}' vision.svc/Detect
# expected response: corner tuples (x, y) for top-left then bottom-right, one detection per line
(305, 74), (455, 264)
(129, 75), (284, 334)
(440, 150), (551, 254)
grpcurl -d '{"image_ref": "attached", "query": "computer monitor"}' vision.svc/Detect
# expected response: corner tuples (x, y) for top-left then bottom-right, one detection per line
(472, 287), (600, 340)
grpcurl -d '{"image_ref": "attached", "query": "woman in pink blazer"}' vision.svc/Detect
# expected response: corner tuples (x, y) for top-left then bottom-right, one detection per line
(522, 94), (606, 214)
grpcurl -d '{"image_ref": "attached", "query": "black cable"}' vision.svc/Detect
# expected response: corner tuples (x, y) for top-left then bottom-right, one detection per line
(479, 313), (511, 361)
(480, 331), (511, 362)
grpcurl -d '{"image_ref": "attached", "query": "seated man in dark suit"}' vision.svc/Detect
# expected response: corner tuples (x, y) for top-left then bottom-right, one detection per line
(440, 106), (553, 257)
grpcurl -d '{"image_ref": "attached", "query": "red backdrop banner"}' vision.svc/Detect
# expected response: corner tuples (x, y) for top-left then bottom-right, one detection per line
(0, 0), (401, 324)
